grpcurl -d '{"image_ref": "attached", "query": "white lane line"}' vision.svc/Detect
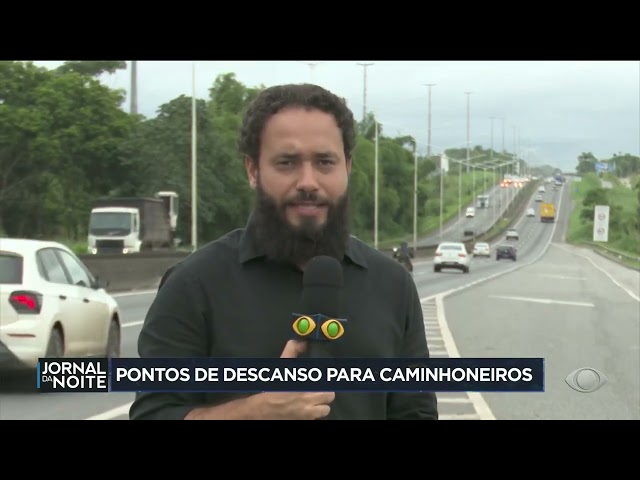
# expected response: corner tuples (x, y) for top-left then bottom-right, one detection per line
(551, 243), (640, 302)
(538, 274), (586, 280)
(122, 320), (144, 328)
(488, 295), (595, 307)
(434, 295), (496, 421)
(111, 290), (158, 298)
(85, 402), (133, 420)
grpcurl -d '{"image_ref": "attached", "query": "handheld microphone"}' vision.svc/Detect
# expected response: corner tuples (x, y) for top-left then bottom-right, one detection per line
(291, 255), (347, 358)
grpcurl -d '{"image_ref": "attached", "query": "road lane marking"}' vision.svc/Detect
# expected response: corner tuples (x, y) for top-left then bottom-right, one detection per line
(551, 243), (640, 302)
(488, 295), (595, 307)
(111, 290), (158, 298)
(122, 320), (144, 328)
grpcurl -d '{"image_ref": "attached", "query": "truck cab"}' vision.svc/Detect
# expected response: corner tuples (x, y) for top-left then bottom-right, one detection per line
(87, 191), (179, 254)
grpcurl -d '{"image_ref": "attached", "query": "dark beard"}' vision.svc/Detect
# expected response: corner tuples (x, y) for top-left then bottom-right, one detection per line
(248, 182), (351, 267)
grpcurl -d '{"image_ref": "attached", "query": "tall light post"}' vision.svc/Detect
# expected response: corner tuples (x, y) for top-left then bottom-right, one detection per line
(413, 143), (418, 252)
(465, 92), (472, 173)
(374, 118), (379, 250)
(490, 116), (495, 160)
(424, 84), (436, 157)
(299, 61), (323, 83)
(191, 61), (198, 251)
(130, 61), (138, 115)
(357, 62), (374, 124)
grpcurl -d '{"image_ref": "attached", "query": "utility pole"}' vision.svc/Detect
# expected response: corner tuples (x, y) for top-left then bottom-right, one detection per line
(130, 61), (138, 115)
(357, 63), (374, 124)
(374, 119), (379, 250)
(425, 84), (436, 157)
(465, 92), (472, 173)
(191, 61), (198, 251)
(413, 143), (418, 253)
(299, 61), (322, 83)
(490, 116), (495, 160)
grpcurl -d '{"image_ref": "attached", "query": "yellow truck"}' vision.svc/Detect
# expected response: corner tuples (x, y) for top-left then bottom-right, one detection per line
(540, 202), (555, 223)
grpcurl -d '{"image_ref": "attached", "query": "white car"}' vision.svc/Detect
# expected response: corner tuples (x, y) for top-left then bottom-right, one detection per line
(0, 238), (121, 372)
(466, 207), (475, 218)
(526, 207), (536, 217)
(505, 228), (519, 240)
(472, 242), (491, 257)
(434, 242), (470, 273)
(534, 194), (543, 202)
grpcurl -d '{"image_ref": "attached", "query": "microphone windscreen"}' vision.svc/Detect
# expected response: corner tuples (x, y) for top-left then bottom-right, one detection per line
(300, 255), (343, 318)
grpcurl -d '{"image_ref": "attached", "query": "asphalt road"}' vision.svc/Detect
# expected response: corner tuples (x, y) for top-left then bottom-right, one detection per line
(439, 179), (640, 419)
(416, 182), (517, 247)
(4, 179), (634, 420)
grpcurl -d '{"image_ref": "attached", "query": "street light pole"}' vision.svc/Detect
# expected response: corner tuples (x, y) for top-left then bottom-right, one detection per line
(191, 61), (198, 251)
(425, 84), (436, 157)
(374, 119), (379, 250)
(439, 154), (445, 240)
(413, 144), (418, 252)
(357, 63), (374, 124)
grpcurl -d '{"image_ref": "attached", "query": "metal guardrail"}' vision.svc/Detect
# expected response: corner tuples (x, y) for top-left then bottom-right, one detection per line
(81, 182), (541, 292)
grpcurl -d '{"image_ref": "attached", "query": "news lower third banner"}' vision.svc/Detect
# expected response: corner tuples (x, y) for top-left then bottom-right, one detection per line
(36, 357), (545, 393)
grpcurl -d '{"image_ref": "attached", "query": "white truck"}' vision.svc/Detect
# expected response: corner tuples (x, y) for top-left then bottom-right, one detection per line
(87, 191), (179, 255)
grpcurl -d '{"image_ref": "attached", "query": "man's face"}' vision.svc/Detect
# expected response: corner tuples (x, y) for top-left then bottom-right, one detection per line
(245, 107), (352, 265)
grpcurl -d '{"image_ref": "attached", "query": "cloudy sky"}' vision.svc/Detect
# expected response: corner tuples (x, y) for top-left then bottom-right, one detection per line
(35, 61), (639, 172)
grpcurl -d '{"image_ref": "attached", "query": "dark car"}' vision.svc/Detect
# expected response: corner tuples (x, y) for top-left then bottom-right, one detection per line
(496, 245), (517, 261)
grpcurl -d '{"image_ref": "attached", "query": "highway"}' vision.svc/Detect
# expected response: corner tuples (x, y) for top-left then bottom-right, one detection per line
(416, 182), (517, 247)
(2, 178), (636, 420)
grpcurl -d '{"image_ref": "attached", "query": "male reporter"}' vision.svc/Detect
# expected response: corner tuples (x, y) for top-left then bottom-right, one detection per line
(129, 84), (438, 421)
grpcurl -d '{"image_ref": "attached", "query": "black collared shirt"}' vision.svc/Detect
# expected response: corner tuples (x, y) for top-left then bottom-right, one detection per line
(129, 222), (438, 420)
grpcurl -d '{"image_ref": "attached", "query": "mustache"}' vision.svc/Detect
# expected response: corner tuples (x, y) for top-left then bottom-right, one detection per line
(283, 190), (329, 206)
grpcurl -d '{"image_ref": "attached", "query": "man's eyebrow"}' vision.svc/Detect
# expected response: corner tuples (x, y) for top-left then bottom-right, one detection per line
(314, 151), (338, 158)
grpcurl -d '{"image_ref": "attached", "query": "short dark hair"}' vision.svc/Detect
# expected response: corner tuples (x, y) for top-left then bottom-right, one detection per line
(238, 83), (357, 163)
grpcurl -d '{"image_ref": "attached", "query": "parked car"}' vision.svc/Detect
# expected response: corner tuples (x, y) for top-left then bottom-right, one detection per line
(472, 242), (491, 257)
(506, 228), (519, 240)
(0, 238), (121, 372)
(434, 242), (470, 273)
(496, 245), (517, 261)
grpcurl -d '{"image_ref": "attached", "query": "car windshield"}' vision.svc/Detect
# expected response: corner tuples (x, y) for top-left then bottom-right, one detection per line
(440, 245), (463, 250)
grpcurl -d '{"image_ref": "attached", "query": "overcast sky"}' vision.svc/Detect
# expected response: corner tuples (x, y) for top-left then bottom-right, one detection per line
(35, 61), (639, 172)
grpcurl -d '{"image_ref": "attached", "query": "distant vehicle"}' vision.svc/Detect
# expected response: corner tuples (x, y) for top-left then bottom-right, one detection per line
(526, 207), (536, 217)
(0, 238), (121, 372)
(87, 191), (179, 255)
(538, 186), (546, 193)
(434, 242), (470, 274)
(540, 203), (555, 223)
(476, 195), (490, 208)
(506, 228), (519, 240)
(472, 242), (490, 257)
(466, 207), (476, 218)
(534, 194), (543, 202)
(496, 244), (517, 261)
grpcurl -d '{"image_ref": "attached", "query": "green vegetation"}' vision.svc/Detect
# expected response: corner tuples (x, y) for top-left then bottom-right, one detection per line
(566, 173), (640, 267)
(0, 61), (534, 249)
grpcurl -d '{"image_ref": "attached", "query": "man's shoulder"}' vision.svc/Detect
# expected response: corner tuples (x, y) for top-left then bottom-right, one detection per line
(348, 235), (408, 274)
(170, 228), (245, 274)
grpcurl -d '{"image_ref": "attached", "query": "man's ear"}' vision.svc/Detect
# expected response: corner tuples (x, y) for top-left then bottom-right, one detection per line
(245, 155), (258, 189)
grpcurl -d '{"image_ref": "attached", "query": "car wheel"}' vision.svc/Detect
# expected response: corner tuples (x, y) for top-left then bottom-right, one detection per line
(106, 319), (121, 358)
(45, 327), (64, 358)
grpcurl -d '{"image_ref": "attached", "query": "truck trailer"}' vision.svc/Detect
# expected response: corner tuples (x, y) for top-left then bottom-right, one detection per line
(87, 191), (179, 255)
